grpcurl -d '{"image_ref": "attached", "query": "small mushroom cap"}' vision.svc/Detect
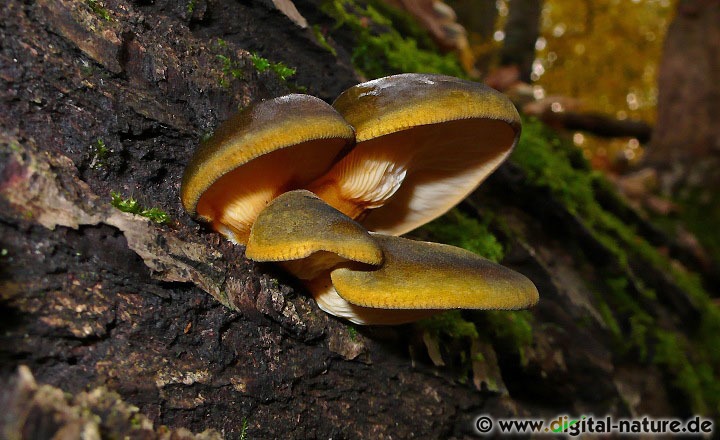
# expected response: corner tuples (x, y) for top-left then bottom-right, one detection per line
(331, 234), (538, 310)
(320, 73), (520, 235)
(181, 94), (354, 242)
(246, 190), (383, 279)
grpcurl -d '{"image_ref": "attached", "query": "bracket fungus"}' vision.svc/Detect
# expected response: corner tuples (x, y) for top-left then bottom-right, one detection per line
(180, 94), (354, 243)
(181, 76), (538, 325)
(305, 73), (521, 235)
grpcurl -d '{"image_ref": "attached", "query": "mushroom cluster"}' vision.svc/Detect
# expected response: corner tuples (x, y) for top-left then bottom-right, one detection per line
(181, 73), (539, 325)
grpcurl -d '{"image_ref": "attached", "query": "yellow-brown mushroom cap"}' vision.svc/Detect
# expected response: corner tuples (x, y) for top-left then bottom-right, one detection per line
(333, 73), (520, 142)
(308, 274), (442, 325)
(246, 190), (382, 280)
(307, 73), (520, 235)
(180, 94), (355, 243)
(331, 234), (538, 310)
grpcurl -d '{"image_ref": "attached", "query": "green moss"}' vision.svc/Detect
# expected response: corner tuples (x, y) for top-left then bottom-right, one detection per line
(216, 54), (243, 88)
(200, 131), (213, 143)
(595, 299), (622, 338)
(186, 0), (196, 14)
(129, 413), (143, 428)
(89, 138), (111, 170)
(140, 207), (171, 224)
(213, 42), (296, 87)
(416, 312), (479, 380)
(482, 310), (534, 366)
(418, 310), (479, 340)
(417, 209), (504, 262)
(364, 0), (437, 49)
(110, 192), (170, 225)
(670, 187), (720, 267)
(86, 0), (111, 21)
(347, 325), (358, 341)
(649, 179), (720, 272)
(110, 192), (141, 214)
(79, 63), (95, 77)
(513, 116), (720, 415)
(654, 330), (708, 413)
(249, 52), (296, 81)
(628, 314), (651, 360)
(250, 53), (271, 72)
(512, 118), (595, 217)
(213, 38), (245, 88)
(312, 25), (337, 56)
(240, 417), (249, 440)
(354, 33), (462, 79)
(270, 62), (296, 81)
(320, 0), (464, 79)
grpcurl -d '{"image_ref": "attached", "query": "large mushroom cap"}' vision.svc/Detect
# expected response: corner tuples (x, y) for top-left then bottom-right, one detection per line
(181, 94), (355, 243)
(307, 73), (520, 235)
(246, 190), (383, 279)
(331, 234), (538, 310)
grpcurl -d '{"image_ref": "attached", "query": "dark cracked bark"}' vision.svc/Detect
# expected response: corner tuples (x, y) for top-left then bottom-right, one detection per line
(0, 0), (716, 439)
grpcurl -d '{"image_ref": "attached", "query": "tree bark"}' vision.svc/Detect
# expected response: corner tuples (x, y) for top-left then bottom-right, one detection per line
(499, 0), (541, 82)
(643, 0), (720, 193)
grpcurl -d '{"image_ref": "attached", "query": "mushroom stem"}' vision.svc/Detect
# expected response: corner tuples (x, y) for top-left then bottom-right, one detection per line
(201, 182), (284, 244)
(303, 177), (366, 221)
(279, 251), (353, 281)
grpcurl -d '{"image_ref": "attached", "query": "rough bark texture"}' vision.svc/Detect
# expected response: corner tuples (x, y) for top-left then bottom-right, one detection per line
(2, 366), (223, 439)
(643, 0), (720, 194)
(640, 0), (720, 282)
(498, 0), (541, 83)
(1, 1), (717, 439)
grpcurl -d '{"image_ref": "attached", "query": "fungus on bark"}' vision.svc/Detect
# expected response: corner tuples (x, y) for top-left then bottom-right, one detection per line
(181, 78), (538, 325)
